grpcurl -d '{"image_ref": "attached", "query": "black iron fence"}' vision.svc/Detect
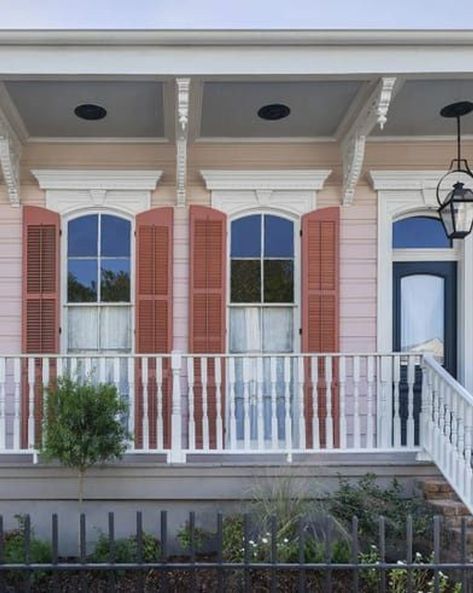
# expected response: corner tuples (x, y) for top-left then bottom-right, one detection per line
(0, 511), (472, 592)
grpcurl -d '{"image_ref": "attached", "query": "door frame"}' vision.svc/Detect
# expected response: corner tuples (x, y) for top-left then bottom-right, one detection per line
(393, 261), (457, 377)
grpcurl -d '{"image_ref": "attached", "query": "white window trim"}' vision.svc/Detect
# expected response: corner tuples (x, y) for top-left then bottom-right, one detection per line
(370, 170), (473, 390)
(226, 210), (301, 355)
(61, 209), (135, 355)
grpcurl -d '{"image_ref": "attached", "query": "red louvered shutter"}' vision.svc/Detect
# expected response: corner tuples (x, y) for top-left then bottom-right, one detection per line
(189, 205), (226, 448)
(135, 207), (173, 449)
(22, 205), (60, 448)
(301, 207), (340, 447)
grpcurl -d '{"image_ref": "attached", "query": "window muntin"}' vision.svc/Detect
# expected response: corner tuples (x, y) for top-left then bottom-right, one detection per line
(230, 214), (294, 305)
(393, 216), (451, 249)
(66, 213), (132, 353)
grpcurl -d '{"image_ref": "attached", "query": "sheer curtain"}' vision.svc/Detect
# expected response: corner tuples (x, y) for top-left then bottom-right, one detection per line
(229, 307), (293, 443)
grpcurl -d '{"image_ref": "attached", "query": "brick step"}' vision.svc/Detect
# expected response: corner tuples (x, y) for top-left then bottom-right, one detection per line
(420, 479), (457, 499)
(449, 526), (473, 545)
(428, 499), (471, 517)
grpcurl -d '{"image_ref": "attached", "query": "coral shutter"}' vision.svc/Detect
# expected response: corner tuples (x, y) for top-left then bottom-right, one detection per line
(189, 205), (226, 449)
(135, 207), (173, 449)
(301, 207), (340, 448)
(22, 205), (60, 447)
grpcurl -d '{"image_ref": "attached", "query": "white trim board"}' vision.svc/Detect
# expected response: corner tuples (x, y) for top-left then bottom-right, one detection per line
(370, 169), (473, 391)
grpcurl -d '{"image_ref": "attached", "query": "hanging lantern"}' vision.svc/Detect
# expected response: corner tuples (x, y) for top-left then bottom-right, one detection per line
(437, 101), (473, 239)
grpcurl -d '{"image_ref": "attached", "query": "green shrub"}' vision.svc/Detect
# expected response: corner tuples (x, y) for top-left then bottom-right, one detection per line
(91, 532), (160, 564)
(177, 522), (212, 553)
(4, 515), (51, 564)
(41, 376), (130, 504)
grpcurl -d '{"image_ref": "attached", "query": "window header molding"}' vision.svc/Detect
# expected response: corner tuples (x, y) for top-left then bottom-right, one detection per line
(31, 169), (162, 216)
(201, 169), (331, 217)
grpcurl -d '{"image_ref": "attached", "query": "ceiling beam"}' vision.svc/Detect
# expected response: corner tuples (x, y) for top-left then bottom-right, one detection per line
(176, 77), (190, 207)
(340, 76), (399, 205)
(0, 105), (22, 206)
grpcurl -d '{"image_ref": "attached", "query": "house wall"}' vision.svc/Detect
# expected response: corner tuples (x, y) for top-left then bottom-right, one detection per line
(1, 139), (470, 356)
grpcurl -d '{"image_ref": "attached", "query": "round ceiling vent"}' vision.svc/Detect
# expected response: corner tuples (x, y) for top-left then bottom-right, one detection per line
(257, 103), (291, 121)
(74, 104), (107, 121)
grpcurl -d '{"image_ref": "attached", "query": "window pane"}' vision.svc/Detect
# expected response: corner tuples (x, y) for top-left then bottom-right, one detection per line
(68, 215), (98, 256)
(101, 259), (130, 302)
(68, 259), (97, 302)
(101, 215), (131, 257)
(401, 274), (444, 361)
(264, 260), (294, 303)
(393, 216), (451, 248)
(231, 215), (261, 257)
(67, 306), (99, 351)
(231, 260), (261, 302)
(100, 306), (131, 350)
(264, 215), (294, 257)
(263, 308), (293, 352)
(229, 307), (261, 352)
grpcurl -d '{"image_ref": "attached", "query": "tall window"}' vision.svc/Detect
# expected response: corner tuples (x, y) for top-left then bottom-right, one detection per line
(229, 214), (295, 353)
(66, 213), (132, 352)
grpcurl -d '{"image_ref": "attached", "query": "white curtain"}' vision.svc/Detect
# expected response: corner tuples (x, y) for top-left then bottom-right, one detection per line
(401, 275), (444, 360)
(67, 306), (131, 352)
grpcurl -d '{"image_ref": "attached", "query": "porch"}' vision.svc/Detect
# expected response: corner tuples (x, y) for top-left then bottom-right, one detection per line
(0, 353), (468, 485)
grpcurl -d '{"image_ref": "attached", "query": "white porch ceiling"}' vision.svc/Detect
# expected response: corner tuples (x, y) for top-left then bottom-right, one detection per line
(200, 81), (364, 138)
(3, 81), (165, 138)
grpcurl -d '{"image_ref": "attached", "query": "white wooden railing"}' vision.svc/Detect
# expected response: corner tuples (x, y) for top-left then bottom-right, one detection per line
(0, 353), (424, 461)
(422, 355), (473, 513)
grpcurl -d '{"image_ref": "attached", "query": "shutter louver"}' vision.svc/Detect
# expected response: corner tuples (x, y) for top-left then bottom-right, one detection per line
(301, 207), (340, 448)
(189, 206), (226, 448)
(22, 206), (60, 448)
(135, 207), (173, 449)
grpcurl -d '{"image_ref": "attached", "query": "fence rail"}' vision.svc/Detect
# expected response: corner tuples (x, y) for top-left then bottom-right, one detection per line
(0, 510), (471, 593)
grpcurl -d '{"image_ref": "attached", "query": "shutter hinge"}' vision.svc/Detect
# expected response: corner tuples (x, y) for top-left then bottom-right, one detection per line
(59, 229), (62, 237)
(299, 328), (302, 336)
(59, 327), (62, 335)
(299, 229), (302, 237)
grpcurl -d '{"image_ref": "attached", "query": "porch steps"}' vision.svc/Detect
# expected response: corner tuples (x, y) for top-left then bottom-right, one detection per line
(418, 478), (473, 554)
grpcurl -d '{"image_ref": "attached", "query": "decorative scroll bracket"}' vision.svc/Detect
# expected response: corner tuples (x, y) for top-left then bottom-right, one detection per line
(176, 78), (190, 207)
(341, 77), (397, 205)
(0, 108), (22, 206)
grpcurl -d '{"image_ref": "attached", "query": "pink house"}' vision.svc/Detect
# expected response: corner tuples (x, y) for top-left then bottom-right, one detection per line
(0, 28), (472, 511)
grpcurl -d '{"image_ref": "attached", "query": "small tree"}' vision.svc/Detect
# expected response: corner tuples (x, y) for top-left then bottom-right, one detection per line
(41, 376), (130, 506)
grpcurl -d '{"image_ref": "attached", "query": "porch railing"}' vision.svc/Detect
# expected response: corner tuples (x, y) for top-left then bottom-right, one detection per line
(0, 353), (423, 460)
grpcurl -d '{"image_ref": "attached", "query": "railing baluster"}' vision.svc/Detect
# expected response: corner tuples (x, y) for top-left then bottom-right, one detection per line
(201, 357), (209, 450)
(353, 356), (361, 448)
(338, 356), (347, 449)
(256, 356), (264, 451)
(311, 356), (320, 450)
(366, 355), (375, 449)
(297, 356), (305, 450)
(270, 356), (278, 449)
(127, 356), (135, 450)
(393, 355), (401, 448)
(215, 357), (223, 450)
(325, 356), (333, 449)
(142, 357), (149, 451)
(13, 357), (20, 450)
(187, 357), (196, 450)
(465, 401), (473, 505)
(242, 357), (250, 450)
(0, 358), (5, 451)
(156, 357), (164, 450)
(406, 355), (415, 448)
(284, 356), (293, 455)
(228, 357), (236, 450)
(27, 357), (35, 450)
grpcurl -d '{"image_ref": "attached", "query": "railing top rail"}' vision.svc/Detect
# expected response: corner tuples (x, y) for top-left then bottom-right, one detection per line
(423, 354), (473, 407)
(182, 352), (422, 359)
(0, 353), (173, 359)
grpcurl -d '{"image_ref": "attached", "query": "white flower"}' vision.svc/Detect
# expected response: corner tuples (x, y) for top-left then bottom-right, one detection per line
(283, 538), (289, 543)
(262, 537), (268, 544)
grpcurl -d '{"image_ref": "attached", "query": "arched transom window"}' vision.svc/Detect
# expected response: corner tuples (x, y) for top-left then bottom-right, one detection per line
(66, 213), (132, 352)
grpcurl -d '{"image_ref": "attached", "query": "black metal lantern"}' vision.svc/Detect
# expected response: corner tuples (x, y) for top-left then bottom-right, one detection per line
(437, 101), (473, 240)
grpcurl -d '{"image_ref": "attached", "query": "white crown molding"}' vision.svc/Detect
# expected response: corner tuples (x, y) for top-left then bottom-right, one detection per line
(201, 169), (332, 191)
(31, 169), (162, 191)
(369, 170), (445, 191)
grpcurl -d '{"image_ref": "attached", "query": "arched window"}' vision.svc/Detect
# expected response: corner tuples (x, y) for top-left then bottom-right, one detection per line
(229, 213), (295, 353)
(392, 216), (451, 249)
(66, 213), (132, 352)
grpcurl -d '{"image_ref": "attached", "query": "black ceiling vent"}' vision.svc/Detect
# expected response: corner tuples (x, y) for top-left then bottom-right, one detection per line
(257, 103), (290, 121)
(74, 104), (107, 121)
